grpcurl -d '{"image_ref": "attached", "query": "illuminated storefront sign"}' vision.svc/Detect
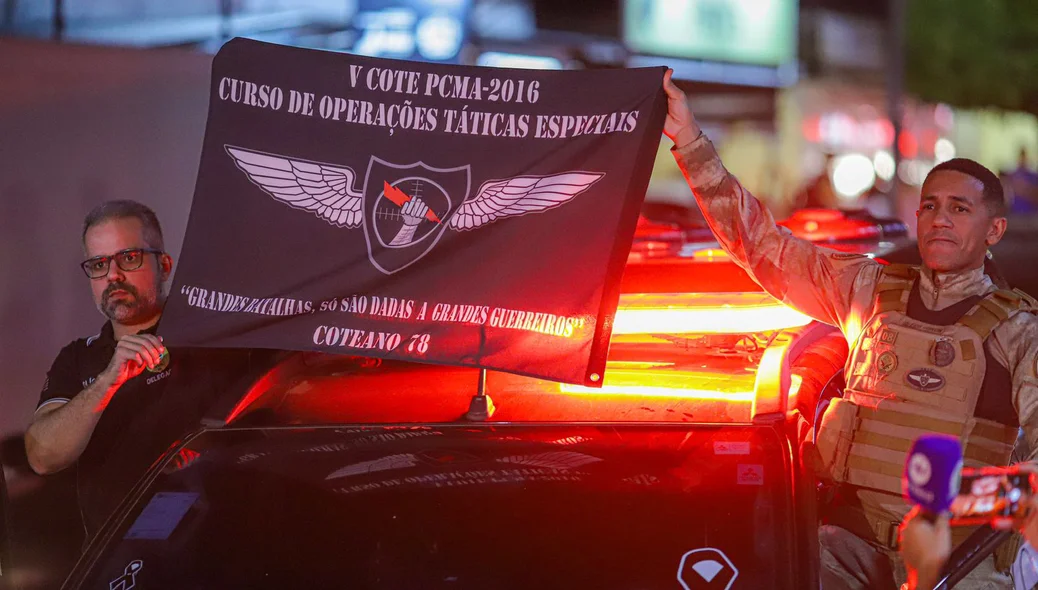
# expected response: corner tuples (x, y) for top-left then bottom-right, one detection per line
(623, 0), (797, 67)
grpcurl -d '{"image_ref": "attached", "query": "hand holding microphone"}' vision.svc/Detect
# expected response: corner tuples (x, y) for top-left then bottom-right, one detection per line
(899, 434), (962, 590)
(898, 435), (1038, 589)
(901, 434), (1036, 527)
(900, 507), (952, 590)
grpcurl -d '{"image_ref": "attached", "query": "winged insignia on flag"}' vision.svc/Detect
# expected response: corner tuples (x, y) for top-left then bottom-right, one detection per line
(224, 146), (604, 274)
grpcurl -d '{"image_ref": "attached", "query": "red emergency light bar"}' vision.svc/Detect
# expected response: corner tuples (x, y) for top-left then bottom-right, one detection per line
(780, 209), (880, 242)
(612, 292), (813, 335)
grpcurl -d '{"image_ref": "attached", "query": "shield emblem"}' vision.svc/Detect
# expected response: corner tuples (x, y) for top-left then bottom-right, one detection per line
(361, 157), (470, 275)
(677, 548), (739, 590)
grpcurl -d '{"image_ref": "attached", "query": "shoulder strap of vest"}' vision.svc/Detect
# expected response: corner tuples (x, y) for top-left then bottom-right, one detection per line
(1013, 286), (1038, 309)
(872, 264), (918, 315)
(958, 289), (1029, 340)
(881, 263), (918, 280)
(996, 288), (1038, 311)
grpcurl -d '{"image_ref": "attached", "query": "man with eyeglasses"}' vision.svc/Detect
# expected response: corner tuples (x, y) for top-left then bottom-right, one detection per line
(24, 200), (263, 541)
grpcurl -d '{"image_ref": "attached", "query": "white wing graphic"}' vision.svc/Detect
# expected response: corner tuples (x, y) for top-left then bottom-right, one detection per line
(225, 146), (363, 228)
(496, 451), (603, 470)
(325, 454), (418, 481)
(448, 172), (603, 231)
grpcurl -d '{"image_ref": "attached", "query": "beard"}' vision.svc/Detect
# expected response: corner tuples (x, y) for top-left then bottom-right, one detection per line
(99, 280), (161, 323)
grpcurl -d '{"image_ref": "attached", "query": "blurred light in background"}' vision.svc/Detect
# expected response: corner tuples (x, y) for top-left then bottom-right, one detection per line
(629, 54), (795, 88)
(352, 0), (470, 62)
(934, 103), (955, 130)
(476, 51), (562, 69)
(353, 8), (416, 57)
(415, 13), (464, 60)
(898, 131), (918, 159)
(818, 112), (855, 146)
(872, 150), (895, 181)
(898, 160), (933, 186)
(934, 138), (956, 163)
(831, 153), (875, 198)
(471, 0), (536, 40)
(623, 0), (798, 68)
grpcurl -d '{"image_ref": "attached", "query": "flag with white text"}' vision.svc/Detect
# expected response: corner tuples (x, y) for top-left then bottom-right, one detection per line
(160, 38), (667, 387)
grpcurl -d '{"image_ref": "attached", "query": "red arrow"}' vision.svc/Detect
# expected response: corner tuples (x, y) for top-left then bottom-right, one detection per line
(383, 181), (442, 224)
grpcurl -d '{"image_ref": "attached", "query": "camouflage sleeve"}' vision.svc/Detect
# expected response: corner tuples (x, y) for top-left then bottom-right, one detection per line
(671, 135), (882, 331)
(989, 311), (1038, 461)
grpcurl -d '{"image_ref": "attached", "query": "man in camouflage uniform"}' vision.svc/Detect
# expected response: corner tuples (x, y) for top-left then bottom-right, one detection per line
(662, 71), (1038, 589)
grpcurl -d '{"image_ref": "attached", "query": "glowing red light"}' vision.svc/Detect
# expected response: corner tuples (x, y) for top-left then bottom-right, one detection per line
(613, 293), (813, 335)
(779, 210), (880, 242)
(803, 116), (821, 143)
(561, 383), (755, 401)
(899, 132), (918, 159)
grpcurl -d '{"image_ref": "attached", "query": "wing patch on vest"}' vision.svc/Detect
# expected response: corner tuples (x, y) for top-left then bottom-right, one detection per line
(906, 368), (946, 392)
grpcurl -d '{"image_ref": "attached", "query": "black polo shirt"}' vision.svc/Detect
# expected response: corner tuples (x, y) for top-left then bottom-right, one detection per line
(37, 321), (270, 538)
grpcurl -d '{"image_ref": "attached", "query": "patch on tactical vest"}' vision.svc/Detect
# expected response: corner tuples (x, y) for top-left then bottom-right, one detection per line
(877, 351), (898, 374)
(931, 339), (955, 367)
(878, 329), (898, 344)
(906, 368), (945, 392)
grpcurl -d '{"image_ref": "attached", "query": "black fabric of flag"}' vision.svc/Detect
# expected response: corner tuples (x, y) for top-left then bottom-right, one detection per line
(160, 38), (667, 387)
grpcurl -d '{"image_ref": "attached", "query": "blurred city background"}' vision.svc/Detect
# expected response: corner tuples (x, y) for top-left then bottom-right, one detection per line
(2, 0), (1038, 586)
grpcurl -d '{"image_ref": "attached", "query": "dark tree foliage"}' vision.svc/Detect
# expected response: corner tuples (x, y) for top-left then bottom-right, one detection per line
(906, 0), (1038, 114)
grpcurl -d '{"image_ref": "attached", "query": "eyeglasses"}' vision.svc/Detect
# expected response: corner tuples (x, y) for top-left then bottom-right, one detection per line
(81, 248), (164, 279)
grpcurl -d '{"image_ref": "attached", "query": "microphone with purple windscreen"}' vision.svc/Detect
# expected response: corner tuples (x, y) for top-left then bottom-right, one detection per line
(903, 434), (964, 515)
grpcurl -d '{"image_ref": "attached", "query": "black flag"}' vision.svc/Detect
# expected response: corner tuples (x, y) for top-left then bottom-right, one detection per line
(160, 38), (667, 387)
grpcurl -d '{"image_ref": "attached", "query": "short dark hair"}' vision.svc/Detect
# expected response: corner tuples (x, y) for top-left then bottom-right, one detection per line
(82, 200), (165, 250)
(925, 158), (1007, 217)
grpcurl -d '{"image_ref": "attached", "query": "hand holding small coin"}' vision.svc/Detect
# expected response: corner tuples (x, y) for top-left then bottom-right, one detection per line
(104, 334), (167, 385)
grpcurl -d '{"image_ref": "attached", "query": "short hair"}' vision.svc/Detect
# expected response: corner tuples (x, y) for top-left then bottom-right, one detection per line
(82, 200), (165, 251)
(925, 158), (1007, 217)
